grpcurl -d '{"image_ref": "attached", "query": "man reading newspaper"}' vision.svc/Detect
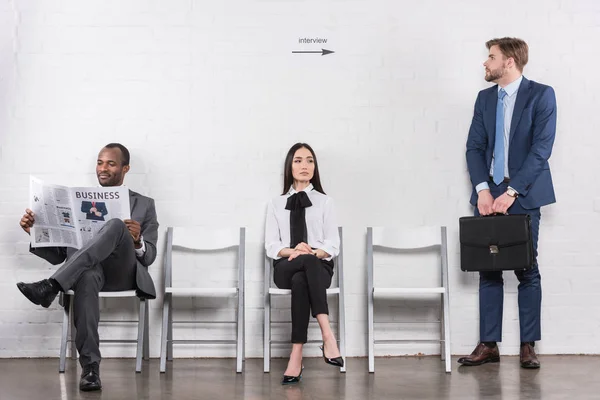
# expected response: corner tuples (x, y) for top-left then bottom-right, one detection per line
(17, 143), (159, 392)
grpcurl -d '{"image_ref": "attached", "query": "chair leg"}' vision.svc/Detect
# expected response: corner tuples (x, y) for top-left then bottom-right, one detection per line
(135, 299), (146, 373)
(338, 296), (346, 373)
(443, 290), (451, 373)
(167, 298), (173, 361)
(143, 299), (150, 360)
(263, 294), (271, 373)
(59, 295), (70, 373)
(69, 297), (76, 360)
(440, 293), (445, 362)
(236, 290), (243, 373)
(160, 293), (170, 373)
(368, 289), (375, 373)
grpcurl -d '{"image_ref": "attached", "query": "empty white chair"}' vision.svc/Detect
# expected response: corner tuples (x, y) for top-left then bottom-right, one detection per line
(160, 227), (245, 373)
(263, 227), (346, 373)
(59, 290), (149, 373)
(367, 226), (451, 373)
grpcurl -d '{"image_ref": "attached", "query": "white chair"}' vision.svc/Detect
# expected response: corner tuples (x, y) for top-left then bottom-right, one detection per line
(263, 227), (346, 373)
(160, 227), (245, 373)
(59, 290), (149, 373)
(367, 226), (451, 373)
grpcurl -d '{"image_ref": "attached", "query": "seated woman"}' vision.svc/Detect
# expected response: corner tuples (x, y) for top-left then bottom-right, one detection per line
(265, 142), (343, 385)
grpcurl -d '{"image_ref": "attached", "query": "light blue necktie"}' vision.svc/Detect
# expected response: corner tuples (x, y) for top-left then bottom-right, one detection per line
(493, 89), (508, 185)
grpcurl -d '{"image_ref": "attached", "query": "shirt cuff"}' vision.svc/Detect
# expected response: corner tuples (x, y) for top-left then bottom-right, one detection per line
(319, 246), (336, 262)
(508, 186), (519, 194)
(475, 182), (490, 193)
(135, 236), (146, 257)
(268, 245), (286, 261)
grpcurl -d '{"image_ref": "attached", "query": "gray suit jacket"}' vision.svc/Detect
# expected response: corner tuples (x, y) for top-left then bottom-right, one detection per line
(29, 189), (159, 299)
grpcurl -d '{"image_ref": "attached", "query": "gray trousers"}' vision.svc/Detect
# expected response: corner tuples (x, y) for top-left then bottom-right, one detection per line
(52, 219), (137, 367)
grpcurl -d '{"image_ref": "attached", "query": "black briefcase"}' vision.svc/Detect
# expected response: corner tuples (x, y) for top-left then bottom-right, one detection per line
(459, 214), (534, 272)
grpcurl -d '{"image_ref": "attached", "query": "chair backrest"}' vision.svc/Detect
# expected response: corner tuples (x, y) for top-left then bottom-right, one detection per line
(164, 226), (246, 289)
(367, 226), (448, 288)
(371, 226), (443, 250)
(264, 227), (344, 290)
(171, 227), (242, 250)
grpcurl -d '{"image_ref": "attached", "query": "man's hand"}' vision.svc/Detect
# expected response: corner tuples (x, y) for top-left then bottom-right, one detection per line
(19, 208), (35, 235)
(492, 192), (515, 214)
(124, 219), (142, 247)
(477, 190), (494, 216)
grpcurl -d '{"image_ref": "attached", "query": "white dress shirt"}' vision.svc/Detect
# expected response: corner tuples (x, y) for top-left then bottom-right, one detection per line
(265, 183), (340, 261)
(134, 235), (146, 257)
(476, 75), (523, 194)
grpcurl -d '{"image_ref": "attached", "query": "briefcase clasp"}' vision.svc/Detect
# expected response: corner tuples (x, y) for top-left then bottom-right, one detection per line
(489, 245), (499, 254)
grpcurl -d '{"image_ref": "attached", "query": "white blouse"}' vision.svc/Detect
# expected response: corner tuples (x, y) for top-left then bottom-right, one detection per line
(265, 183), (340, 261)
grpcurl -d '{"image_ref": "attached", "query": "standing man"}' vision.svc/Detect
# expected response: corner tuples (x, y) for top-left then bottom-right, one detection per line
(17, 143), (158, 391)
(460, 38), (557, 369)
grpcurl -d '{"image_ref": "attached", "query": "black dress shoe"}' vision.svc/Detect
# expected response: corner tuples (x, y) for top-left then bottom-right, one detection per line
(320, 344), (344, 368)
(80, 362), (102, 392)
(281, 366), (303, 385)
(16, 279), (58, 308)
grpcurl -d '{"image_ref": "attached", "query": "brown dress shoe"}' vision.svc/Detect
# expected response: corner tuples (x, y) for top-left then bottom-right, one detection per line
(457, 343), (500, 366)
(520, 343), (540, 369)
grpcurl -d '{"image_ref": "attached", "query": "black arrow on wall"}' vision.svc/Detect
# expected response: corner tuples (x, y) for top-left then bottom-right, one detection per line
(292, 48), (334, 56)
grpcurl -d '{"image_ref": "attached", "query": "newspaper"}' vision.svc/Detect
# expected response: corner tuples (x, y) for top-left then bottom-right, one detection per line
(29, 176), (131, 249)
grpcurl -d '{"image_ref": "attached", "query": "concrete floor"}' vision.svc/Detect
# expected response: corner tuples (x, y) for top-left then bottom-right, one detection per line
(0, 356), (597, 400)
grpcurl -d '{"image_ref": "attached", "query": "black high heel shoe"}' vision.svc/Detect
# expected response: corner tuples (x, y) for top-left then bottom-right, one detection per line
(320, 344), (344, 368)
(281, 366), (304, 385)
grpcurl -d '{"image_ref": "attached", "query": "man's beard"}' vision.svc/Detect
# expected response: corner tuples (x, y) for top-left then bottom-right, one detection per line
(485, 66), (506, 82)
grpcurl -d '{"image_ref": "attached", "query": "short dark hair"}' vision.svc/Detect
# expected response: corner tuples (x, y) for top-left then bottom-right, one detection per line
(282, 143), (326, 195)
(486, 37), (529, 72)
(103, 143), (130, 166)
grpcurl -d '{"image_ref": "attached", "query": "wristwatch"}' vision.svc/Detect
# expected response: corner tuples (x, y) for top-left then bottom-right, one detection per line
(506, 188), (518, 198)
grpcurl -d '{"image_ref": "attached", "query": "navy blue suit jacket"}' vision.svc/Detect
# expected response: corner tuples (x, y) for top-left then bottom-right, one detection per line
(466, 77), (557, 209)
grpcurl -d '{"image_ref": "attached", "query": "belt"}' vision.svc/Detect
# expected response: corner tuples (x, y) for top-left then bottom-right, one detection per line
(489, 176), (510, 184)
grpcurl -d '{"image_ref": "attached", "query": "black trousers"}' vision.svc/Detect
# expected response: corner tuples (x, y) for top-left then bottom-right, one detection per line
(52, 219), (137, 367)
(273, 254), (333, 344)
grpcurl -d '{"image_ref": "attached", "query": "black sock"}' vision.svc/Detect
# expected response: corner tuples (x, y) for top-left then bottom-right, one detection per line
(48, 278), (62, 294)
(482, 341), (497, 348)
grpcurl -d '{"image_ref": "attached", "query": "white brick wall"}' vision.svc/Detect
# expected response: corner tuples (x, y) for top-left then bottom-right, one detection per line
(1, 0), (599, 359)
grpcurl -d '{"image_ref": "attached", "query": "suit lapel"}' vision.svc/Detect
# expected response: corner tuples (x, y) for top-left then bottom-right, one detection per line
(129, 189), (138, 215)
(509, 77), (530, 144)
(484, 86), (498, 143)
